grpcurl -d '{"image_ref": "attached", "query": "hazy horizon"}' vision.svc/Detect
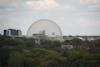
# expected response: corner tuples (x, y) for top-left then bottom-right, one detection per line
(0, 0), (100, 36)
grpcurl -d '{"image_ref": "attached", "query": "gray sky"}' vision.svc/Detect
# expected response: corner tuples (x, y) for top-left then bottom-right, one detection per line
(0, 0), (100, 36)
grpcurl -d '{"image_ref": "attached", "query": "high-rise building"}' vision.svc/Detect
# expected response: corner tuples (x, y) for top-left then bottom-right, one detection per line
(3, 29), (22, 37)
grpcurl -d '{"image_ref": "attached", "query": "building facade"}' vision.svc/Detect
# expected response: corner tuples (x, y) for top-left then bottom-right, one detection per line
(32, 30), (47, 40)
(3, 29), (22, 37)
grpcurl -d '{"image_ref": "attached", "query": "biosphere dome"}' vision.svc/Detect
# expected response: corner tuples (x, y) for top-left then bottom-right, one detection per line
(27, 19), (62, 37)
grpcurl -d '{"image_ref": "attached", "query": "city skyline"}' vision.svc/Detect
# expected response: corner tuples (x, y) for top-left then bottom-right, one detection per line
(0, 0), (100, 36)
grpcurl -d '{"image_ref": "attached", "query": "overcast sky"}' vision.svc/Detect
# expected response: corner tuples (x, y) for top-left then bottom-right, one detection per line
(0, 0), (100, 36)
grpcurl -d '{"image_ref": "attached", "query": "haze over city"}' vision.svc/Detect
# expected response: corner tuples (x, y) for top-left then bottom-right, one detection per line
(0, 0), (100, 36)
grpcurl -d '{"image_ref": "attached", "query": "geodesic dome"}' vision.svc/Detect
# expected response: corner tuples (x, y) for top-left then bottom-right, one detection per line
(27, 19), (62, 37)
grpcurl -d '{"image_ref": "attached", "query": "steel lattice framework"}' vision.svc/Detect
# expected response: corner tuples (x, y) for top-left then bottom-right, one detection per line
(27, 19), (62, 37)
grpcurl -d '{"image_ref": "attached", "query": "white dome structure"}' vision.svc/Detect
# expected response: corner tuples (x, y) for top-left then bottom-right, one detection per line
(27, 19), (62, 37)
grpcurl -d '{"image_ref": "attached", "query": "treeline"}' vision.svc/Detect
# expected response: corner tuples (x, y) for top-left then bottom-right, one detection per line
(64, 38), (100, 51)
(0, 35), (61, 49)
(0, 35), (100, 67)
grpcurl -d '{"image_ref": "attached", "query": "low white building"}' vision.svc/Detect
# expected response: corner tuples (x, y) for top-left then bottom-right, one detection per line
(48, 36), (64, 42)
(61, 45), (74, 49)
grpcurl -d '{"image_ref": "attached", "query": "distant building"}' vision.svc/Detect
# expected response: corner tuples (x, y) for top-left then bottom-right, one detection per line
(3, 29), (22, 37)
(32, 30), (64, 42)
(63, 36), (76, 41)
(77, 37), (86, 41)
(33, 30), (47, 40)
(48, 36), (64, 42)
(61, 45), (74, 49)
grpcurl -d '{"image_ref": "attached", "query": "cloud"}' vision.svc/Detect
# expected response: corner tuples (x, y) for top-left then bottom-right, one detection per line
(0, 0), (73, 12)
(0, 0), (14, 7)
(25, 0), (72, 10)
(79, 0), (100, 8)
(25, 0), (59, 9)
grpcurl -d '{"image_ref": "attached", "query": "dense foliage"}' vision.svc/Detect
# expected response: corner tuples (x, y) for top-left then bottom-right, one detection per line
(0, 35), (100, 67)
